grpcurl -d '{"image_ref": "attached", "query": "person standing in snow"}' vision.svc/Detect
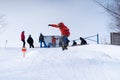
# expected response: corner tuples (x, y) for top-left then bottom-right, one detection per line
(39, 33), (47, 48)
(51, 36), (57, 47)
(48, 22), (70, 50)
(27, 35), (34, 48)
(21, 31), (26, 48)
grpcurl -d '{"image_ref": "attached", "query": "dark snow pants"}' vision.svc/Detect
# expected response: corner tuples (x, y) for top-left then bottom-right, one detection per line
(60, 36), (69, 50)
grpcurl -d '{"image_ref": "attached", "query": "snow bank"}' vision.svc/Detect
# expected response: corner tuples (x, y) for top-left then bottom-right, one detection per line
(0, 44), (120, 80)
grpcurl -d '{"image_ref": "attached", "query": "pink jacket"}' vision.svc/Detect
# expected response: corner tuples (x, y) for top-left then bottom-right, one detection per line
(21, 31), (25, 40)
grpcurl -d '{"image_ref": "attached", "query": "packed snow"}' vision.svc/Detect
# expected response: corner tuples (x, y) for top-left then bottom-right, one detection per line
(0, 44), (120, 80)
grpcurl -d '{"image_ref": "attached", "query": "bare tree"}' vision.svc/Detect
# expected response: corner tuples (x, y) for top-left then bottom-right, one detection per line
(94, 0), (120, 31)
(0, 15), (7, 32)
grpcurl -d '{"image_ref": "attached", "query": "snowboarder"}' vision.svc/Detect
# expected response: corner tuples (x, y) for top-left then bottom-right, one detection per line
(27, 35), (34, 48)
(80, 37), (87, 45)
(48, 22), (70, 50)
(21, 31), (26, 48)
(39, 33), (47, 48)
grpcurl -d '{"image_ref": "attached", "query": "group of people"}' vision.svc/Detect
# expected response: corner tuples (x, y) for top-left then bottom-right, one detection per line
(21, 22), (87, 50)
(72, 37), (87, 46)
(21, 31), (48, 48)
(21, 31), (35, 48)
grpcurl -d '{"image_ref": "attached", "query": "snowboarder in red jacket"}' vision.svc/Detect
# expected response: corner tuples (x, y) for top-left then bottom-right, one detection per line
(21, 31), (26, 48)
(48, 22), (70, 50)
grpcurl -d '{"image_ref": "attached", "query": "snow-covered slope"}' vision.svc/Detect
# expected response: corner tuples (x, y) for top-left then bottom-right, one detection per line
(0, 44), (120, 80)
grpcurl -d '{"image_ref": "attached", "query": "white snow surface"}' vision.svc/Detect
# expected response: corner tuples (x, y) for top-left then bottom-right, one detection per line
(0, 44), (120, 80)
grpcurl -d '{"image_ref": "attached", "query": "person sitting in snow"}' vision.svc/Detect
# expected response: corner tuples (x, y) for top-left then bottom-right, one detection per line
(80, 37), (87, 45)
(48, 22), (70, 51)
(72, 40), (77, 46)
(27, 35), (34, 48)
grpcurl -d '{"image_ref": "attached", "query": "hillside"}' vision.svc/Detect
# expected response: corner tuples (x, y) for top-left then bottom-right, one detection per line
(0, 44), (120, 80)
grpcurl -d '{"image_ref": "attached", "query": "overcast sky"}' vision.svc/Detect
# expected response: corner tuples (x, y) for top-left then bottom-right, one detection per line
(0, 0), (111, 47)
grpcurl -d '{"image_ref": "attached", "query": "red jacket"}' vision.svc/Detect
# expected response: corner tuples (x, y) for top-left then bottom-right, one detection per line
(52, 37), (57, 44)
(21, 31), (25, 41)
(49, 22), (70, 37)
